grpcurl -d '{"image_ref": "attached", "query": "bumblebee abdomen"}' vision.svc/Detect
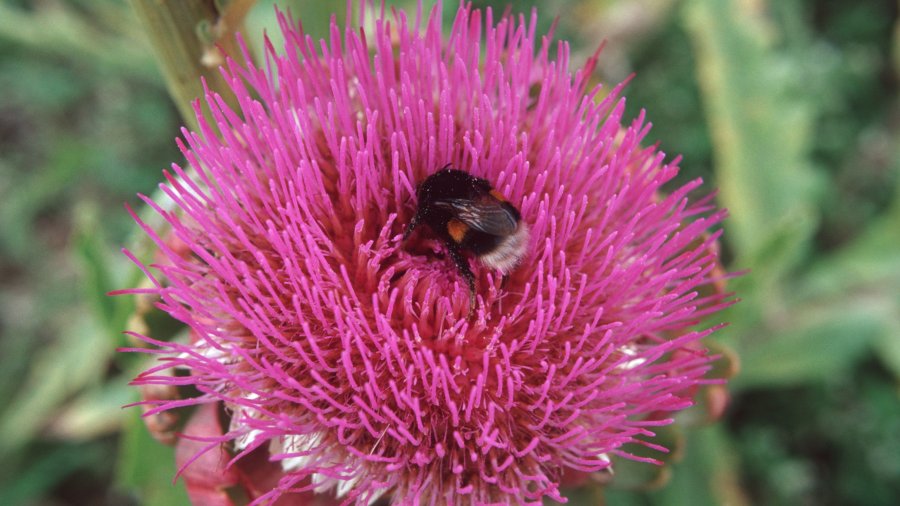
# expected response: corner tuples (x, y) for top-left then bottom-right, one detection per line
(460, 228), (506, 255)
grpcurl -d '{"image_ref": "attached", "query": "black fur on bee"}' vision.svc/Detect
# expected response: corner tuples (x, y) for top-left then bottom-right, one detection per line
(403, 167), (529, 315)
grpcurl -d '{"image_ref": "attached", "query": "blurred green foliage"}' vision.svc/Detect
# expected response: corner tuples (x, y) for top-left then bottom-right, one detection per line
(0, 0), (897, 505)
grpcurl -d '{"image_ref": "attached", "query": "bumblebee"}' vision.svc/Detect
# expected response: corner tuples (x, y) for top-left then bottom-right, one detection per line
(403, 167), (530, 312)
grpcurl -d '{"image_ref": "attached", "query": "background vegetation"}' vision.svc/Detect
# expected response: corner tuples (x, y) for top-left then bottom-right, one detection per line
(0, 0), (897, 504)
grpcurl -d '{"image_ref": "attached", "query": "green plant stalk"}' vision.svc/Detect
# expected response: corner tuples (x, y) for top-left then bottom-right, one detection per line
(128, 0), (257, 130)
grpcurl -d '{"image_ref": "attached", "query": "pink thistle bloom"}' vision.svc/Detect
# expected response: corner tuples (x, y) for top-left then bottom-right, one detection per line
(122, 3), (731, 505)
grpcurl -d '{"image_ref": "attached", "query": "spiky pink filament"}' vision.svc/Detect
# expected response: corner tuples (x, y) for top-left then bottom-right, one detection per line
(122, 3), (730, 505)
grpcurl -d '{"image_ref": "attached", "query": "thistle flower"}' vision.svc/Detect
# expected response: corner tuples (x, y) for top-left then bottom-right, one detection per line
(123, 3), (731, 505)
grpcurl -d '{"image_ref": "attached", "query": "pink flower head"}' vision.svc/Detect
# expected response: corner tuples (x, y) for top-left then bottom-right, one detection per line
(123, 3), (730, 505)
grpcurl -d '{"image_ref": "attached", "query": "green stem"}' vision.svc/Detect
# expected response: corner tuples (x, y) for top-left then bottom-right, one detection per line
(128, 0), (258, 130)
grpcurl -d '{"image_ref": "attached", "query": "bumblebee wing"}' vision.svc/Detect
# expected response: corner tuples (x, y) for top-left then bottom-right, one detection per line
(434, 198), (518, 236)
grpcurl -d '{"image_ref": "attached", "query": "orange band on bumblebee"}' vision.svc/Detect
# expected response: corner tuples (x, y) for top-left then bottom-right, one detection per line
(489, 190), (507, 202)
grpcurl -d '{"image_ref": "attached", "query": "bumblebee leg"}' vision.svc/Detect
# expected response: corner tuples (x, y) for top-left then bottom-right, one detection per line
(402, 213), (420, 241)
(497, 273), (510, 314)
(448, 246), (476, 316)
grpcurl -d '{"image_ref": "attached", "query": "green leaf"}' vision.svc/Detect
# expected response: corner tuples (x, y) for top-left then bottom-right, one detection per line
(0, 442), (109, 506)
(651, 425), (748, 506)
(0, 137), (83, 261)
(73, 202), (139, 345)
(604, 426), (749, 506)
(0, 315), (111, 454)
(73, 204), (120, 331)
(0, 2), (160, 80)
(682, 0), (821, 268)
(47, 379), (133, 441)
(874, 327), (900, 384)
(117, 405), (191, 506)
(725, 170), (900, 388)
(733, 304), (880, 390)
(794, 188), (900, 382)
(680, 0), (900, 392)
